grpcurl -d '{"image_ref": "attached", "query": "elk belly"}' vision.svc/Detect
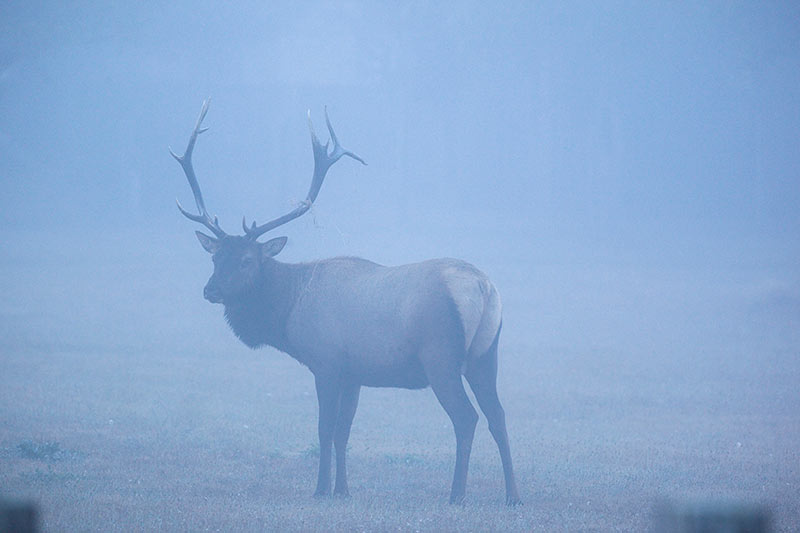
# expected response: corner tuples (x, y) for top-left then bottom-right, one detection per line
(345, 352), (429, 389)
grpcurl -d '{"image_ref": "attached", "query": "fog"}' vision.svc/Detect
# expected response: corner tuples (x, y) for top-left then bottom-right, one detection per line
(1, 2), (798, 530)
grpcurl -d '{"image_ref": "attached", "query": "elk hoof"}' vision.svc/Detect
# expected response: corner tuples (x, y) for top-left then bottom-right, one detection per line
(313, 490), (331, 499)
(506, 496), (523, 507)
(449, 494), (466, 506)
(333, 489), (351, 499)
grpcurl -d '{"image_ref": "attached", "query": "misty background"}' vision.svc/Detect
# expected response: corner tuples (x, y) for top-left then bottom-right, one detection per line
(1, 1), (798, 528)
(2, 1), (797, 357)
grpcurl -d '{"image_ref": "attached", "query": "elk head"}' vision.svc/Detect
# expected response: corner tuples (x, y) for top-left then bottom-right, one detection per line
(171, 99), (365, 305)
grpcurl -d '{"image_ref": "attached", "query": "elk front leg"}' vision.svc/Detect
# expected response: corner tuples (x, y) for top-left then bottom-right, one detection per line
(313, 375), (340, 497)
(333, 384), (361, 497)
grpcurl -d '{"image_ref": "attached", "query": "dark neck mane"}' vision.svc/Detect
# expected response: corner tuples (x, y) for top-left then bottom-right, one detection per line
(222, 259), (306, 353)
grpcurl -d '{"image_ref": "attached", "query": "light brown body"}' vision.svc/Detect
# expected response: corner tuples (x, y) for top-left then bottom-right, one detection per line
(285, 257), (501, 385)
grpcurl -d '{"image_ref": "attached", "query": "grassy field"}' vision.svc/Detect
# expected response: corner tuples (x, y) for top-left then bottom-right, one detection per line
(1, 230), (799, 530)
(2, 342), (798, 530)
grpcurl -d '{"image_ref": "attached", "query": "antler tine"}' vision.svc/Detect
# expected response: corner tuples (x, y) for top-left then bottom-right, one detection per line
(170, 98), (227, 239)
(243, 108), (365, 240)
(324, 107), (367, 165)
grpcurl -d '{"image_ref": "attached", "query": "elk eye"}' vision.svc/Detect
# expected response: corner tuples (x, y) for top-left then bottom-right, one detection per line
(240, 257), (254, 269)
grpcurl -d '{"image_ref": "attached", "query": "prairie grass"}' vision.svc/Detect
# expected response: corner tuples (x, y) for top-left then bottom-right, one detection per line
(1, 343), (798, 531)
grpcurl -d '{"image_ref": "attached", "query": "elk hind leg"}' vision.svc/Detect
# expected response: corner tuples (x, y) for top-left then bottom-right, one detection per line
(465, 333), (521, 505)
(422, 345), (479, 504)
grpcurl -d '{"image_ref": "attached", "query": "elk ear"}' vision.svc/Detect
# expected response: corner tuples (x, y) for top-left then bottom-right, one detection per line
(261, 236), (287, 258)
(195, 231), (221, 254)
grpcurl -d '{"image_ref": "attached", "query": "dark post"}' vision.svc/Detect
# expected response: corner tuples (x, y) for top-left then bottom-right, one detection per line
(653, 499), (770, 532)
(0, 500), (37, 533)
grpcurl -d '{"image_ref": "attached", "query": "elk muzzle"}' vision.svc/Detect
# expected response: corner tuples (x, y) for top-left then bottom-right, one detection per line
(203, 280), (223, 303)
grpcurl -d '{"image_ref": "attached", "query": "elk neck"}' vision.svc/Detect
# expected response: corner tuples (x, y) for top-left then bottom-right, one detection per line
(222, 257), (308, 353)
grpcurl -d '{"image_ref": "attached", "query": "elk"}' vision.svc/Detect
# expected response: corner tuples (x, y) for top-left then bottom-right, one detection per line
(171, 99), (521, 505)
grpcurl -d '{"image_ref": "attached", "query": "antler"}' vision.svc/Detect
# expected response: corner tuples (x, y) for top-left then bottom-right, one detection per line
(170, 98), (228, 238)
(242, 107), (366, 240)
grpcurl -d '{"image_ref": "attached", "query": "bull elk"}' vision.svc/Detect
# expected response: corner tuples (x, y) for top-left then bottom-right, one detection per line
(171, 99), (521, 505)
